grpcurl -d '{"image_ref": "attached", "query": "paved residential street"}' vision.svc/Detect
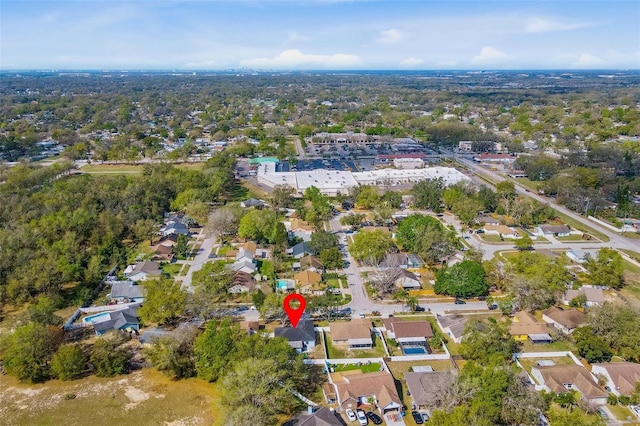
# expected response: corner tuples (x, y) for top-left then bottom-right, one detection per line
(180, 228), (218, 293)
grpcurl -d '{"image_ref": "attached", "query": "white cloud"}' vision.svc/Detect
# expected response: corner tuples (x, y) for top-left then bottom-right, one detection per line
(572, 53), (604, 68)
(239, 49), (361, 69)
(377, 29), (402, 44)
(399, 57), (424, 67)
(471, 46), (509, 64)
(525, 17), (592, 33)
(182, 59), (218, 69)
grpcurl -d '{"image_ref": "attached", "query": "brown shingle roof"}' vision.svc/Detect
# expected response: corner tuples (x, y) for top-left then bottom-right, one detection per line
(333, 371), (402, 412)
(387, 320), (434, 339)
(330, 319), (372, 342)
(509, 322), (549, 336)
(533, 365), (607, 399)
(294, 270), (322, 286)
(542, 307), (586, 330)
(405, 371), (456, 408)
(300, 255), (323, 270)
(592, 362), (640, 396)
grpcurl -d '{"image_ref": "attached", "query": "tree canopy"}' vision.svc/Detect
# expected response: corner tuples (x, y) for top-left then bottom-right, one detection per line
(434, 260), (488, 298)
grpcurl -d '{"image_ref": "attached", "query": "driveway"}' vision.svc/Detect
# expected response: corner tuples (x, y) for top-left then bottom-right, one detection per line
(180, 229), (218, 293)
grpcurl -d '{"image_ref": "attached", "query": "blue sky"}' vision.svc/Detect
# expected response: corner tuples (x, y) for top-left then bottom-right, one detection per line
(1, 0), (639, 70)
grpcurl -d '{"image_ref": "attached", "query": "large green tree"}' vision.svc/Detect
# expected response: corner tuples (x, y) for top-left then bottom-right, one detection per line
(90, 333), (130, 377)
(138, 278), (186, 326)
(194, 319), (243, 382)
(434, 260), (488, 298)
(584, 248), (625, 289)
(1, 323), (60, 383)
(51, 344), (87, 381)
(349, 230), (394, 263)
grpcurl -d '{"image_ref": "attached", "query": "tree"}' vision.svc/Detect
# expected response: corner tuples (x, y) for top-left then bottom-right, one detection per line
(573, 326), (613, 363)
(138, 278), (186, 326)
(194, 319), (243, 382)
(411, 178), (444, 211)
(133, 218), (157, 245)
(434, 260), (488, 298)
(145, 334), (196, 379)
(27, 295), (63, 326)
(51, 344), (87, 381)
(205, 206), (242, 242)
(173, 233), (190, 258)
(221, 358), (299, 425)
(340, 213), (365, 228)
(1, 323), (60, 383)
(514, 233), (534, 250)
(270, 184), (294, 210)
(308, 293), (344, 322)
(355, 185), (380, 209)
(260, 293), (287, 325)
(382, 190), (403, 208)
(584, 248), (625, 289)
(395, 214), (458, 264)
(90, 333), (130, 377)
(460, 319), (519, 364)
(547, 407), (606, 426)
(501, 375), (547, 426)
(585, 303), (640, 363)
(251, 288), (267, 310)
(320, 247), (343, 270)
(349, 230), (394, 263)
(238, 209), (278, 243)
(309, 231), (339, 254)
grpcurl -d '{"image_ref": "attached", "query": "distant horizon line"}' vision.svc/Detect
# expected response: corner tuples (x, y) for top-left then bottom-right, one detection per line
(1, 68), (639, 73)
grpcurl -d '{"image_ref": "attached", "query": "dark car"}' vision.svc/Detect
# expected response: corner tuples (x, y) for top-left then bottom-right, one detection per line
(411, 411), (424, 424)
(488, 303), (499, 310)
(366, 412), (383, 425)
(454, 299), (466, 305)
(414, 305), (426, 312)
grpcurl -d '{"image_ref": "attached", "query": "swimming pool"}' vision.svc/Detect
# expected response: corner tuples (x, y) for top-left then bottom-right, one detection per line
(402, 346), (427, 355)
(82, 312), (111, 324)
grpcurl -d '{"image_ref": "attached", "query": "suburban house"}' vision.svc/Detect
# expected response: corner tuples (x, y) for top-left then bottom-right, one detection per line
(240, 198), (268, 209)
(476, 215), (500, 226)
(157, 234), (178, 247)
(383, 318), (434, 354)
(108, 280), (145, 303)
(227, 271), (256, 294)
(395, 270), (421, 290)
(381, 253), (409, 269)
(327, 370), (403, 414)
(159, 219), (190, 237)
(542, 307), (586, 334)
(329, 319), (373, 350)
(536, 224), (571, 237)
(283, 406), (344, 426)
(88, 304), (141, 336)
(435, 314), (469, 344)
(404, 371), (456, 411)
(294, 270), (324, 295)
(274, 319), (316, 353)
(230, 248), (257, 274)
(152, 244), (175, 262)
(590, 362), (640, 396)
(124, 261), (162, 282)
(237, 241), (270, 259)
(509, 311), (552, 344)
(531, 365), (608, 405)
(140, 322), (198, 346)
(482, 224), (519, 239)
(287, 218), (316, 242)
(288, 241), (314, 259)
(566, 249), (599, 264)
(299, 255), (324, 272)
(563, 286), (605, 307)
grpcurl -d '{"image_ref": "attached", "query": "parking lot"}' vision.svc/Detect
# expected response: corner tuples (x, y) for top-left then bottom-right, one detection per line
(278, 158), (375, 172)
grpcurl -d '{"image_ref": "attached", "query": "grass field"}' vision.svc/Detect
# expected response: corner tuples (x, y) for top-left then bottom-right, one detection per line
(331, 362), (382, 373)
(0, 368), (222, 426)
(81, 163), (205, 175)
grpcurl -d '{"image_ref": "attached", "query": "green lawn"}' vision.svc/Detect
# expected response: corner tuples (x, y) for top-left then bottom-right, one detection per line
(180, 264), (191, 276)
(622, 232), (640, 239)
(556, 234), (588, 241)
(161, 263), (182, 277)
(607, 405), (637, 422)
(81, 163), (204, 175)
(331, 362), (382, 373)
(324, 331), (387, 359)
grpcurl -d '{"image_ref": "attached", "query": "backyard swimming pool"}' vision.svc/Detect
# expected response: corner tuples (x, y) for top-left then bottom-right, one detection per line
(82, 311), (111, 324)
(402, 346), (427, 355)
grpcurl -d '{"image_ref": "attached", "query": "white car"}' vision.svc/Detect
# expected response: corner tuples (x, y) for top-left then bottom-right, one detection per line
(356, 409), (368, 425)
(631, 406), (640, 419)
(345, 409), (357, 422)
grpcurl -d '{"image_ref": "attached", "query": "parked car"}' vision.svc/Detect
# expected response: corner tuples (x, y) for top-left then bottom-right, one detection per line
(488, 303), (499, 310)
(356, 409), (368, 425)
(366, 411), (383, 425)
(414, 305), (426, 312)
(359, 312), (366, 318)
(454, 299), (466, 305)
(596, 408), (609, 420)
(411, 411), (424, 424)
(345, 409), (357, 422)
(420, 412), (430, 422)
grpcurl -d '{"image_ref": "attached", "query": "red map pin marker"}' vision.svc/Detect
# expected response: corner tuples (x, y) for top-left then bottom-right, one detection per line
(283, 293), (306, 328)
